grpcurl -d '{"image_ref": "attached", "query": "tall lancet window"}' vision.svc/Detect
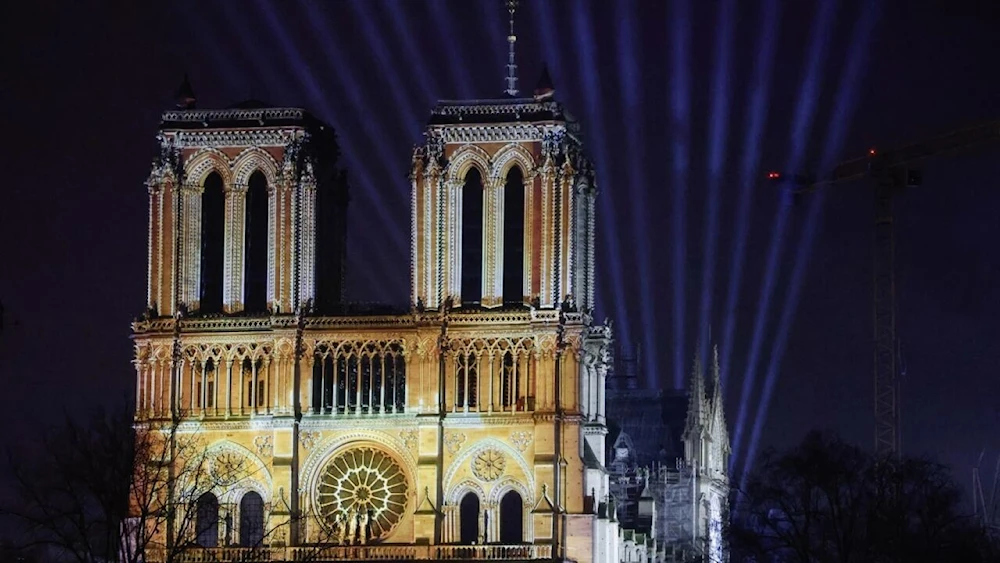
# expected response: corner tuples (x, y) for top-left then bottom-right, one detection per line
(244, 171), (268, 313)
(200, 172), (225, 314)
(502, 166), (525, 304)
(461, 168), (484, 305)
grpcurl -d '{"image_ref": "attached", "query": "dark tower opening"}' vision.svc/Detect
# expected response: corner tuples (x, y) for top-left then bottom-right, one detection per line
(502, 166), (525, 305)
(459, 492), (480, 545)
(244, 171), (268, 313)
(200, 172), (225, 314)
(499, 490), (524, 543)
(316, 168), (347, 312)
(461, 168), (484, 305)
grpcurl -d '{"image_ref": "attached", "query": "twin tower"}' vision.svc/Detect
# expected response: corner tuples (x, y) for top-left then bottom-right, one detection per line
(144, 89), (594, 321)
(133, 71), (626, 563)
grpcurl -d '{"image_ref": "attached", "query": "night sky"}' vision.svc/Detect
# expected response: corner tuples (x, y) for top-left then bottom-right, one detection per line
(2, 0), (999, 490)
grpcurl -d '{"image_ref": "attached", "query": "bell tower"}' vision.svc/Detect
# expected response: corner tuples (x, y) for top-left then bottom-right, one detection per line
(145, 97), (348, 319)
(409, 73), (597, 311)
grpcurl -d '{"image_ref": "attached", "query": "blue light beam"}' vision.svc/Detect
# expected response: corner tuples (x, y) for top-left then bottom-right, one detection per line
(249, 0), (410, 289)
(570, 2), (632, 352)
(719, 0), (782, 385)
(616, 0), (656, 385)
(671, 0), (692, 389)
(698, 0), (737, 367)
(730, 0), (839, 466)
(741, 0), (882, 484)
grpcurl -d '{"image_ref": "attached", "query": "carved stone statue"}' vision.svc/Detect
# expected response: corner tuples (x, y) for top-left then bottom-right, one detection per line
(346, 508), (358, 545)
(358, 508), (370, 545)
(332, 511), (344, 545)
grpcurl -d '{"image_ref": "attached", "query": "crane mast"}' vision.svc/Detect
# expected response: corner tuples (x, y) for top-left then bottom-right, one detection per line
(777, 119), (1000, 459)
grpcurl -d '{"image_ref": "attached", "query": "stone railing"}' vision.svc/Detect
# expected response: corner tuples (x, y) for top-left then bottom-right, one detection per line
(147, 544), (552, 562)
(432, 544), (552, 560)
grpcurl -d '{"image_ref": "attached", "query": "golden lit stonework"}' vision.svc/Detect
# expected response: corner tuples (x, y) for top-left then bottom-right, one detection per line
(133, 80), (620, 562)
(317, 447), (408, 542)
(472, 448), (506, 482)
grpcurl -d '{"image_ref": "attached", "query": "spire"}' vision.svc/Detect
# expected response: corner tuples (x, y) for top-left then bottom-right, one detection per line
(710, 344), (721, 400)
(687, 348), (705, 417)
(174, 73), (196, 109)
(684, 348), (709, 467)
(504, 0), (519, 96)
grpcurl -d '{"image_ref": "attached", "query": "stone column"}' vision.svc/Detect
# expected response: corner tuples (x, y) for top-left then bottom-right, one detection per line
(225, 359), (234, 418)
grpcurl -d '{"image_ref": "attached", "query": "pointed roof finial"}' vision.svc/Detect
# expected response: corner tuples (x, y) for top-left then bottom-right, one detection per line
(175, 73), (196, 110)
(534, 63), (555, 101)
(504, 0), (519, 97)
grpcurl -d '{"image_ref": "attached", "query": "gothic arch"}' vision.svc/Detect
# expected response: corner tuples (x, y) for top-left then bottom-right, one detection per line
(448, 479), (487, 506)
(176, 440), (272, 505)
(443, 437), (534, 496)
(486, 477), (532, 508)
(489, 143), (535, 185)
(185, 148), (232, 187)
(447, 145), (491, 185)
(231, 147), (280, 188)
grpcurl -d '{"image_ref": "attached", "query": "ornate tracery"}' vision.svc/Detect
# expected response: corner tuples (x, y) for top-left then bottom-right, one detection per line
(315, 446), (409, 544)
(448, 337), (533, 413)
(311, 340), (407, 415)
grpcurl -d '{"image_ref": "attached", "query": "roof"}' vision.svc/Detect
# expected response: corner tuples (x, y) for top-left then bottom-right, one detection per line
(427, 97), (576, 128)
(583, 441), (605, 471)
(159, 105), (329, 132)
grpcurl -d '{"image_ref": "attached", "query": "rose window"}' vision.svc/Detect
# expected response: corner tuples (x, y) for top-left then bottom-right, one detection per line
(316, 447), (408, 541)
(472, 448), (506, 481)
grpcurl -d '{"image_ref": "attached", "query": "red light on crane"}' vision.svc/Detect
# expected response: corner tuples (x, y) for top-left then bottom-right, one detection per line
(869, 147), (877, 156)
(767, 171), (781, 180)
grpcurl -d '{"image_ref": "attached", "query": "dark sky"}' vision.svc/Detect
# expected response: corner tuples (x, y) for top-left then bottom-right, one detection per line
(2, 0), (999, 490)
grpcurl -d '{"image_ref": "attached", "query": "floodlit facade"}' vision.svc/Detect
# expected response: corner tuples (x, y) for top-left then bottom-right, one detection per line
(130, 66), (730, 560)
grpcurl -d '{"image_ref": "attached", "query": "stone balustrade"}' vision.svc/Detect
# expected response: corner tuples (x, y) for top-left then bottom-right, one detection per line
(145, 543), (553, 562)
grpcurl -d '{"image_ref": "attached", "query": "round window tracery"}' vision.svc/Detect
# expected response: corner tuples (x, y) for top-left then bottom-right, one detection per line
(472, 448), (506, 481)
(316, 446), (408, 541)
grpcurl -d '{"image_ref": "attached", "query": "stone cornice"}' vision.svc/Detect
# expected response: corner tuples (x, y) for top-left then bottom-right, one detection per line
(165, 128), (304, 149)
(162, 107), (306, 123)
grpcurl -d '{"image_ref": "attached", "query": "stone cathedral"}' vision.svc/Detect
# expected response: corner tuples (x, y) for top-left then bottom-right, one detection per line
(130, 57), (728, 563)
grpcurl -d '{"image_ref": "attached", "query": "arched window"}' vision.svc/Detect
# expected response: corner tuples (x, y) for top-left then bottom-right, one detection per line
(239, 491), (265, 547)
(312, 344), (407, 415)
(242, 358), (263, 409)
(501, 352), (520, 410)
(244, 171), (268, 313)
(499, 490), (524, 544)
(459, 492), (480, 545)
(200, 172), (225, 314)
(460, 168), (484, 305)
(456, 353), (478, 410)
(195, 493), (219, 547)
(502, 166), (525, 305)
(205, 358), (216, 409)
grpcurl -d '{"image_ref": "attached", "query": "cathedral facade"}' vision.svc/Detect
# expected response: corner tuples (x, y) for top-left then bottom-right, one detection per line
(129, 78), (651, 562)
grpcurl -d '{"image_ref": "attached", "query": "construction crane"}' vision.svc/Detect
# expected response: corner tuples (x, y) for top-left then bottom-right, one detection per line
(771, 119), (1000, 459)
(973, 449), (1000, 531)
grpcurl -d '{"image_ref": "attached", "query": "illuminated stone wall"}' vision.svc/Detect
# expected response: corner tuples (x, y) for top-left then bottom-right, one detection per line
(132, 99), (622, 560)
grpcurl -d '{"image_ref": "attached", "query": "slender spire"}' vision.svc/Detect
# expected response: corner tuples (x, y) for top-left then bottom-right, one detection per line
(504, 0), (519, 96)
(710, 344), (721, 398)
(686, 348), (706, 429)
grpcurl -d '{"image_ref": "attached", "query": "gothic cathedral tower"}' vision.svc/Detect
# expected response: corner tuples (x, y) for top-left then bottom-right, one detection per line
(132, 73), (616, 563)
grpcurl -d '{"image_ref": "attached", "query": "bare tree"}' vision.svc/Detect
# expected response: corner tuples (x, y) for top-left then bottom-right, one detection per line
(730, 431), (999, 563)
(2, 403), (348, 563)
